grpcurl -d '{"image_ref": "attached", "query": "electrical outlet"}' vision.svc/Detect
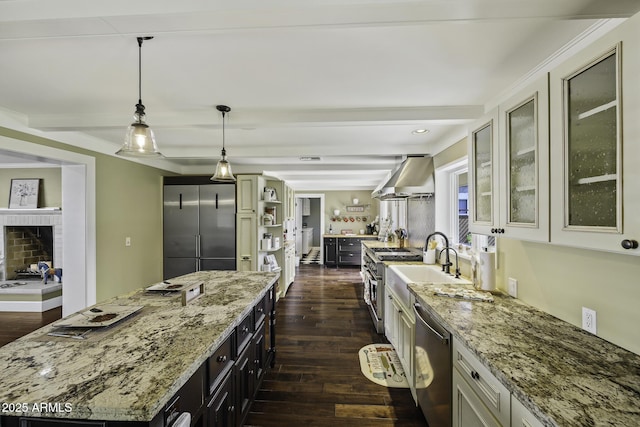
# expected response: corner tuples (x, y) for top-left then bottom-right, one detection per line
(582, 307), (597, 334)
(507, 277), (518, 298)
(125, 237), (131, 247)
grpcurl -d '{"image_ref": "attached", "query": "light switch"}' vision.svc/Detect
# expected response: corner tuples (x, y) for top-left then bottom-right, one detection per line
(125, 237), (131, 247)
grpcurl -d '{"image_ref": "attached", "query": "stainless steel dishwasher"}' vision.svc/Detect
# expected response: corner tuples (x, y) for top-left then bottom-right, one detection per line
(414, 302), (452, 427)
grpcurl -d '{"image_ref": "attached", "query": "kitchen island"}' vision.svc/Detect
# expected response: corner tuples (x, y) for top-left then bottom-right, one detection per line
(410, 282), (640, 427)
(0, 270), (278, 426)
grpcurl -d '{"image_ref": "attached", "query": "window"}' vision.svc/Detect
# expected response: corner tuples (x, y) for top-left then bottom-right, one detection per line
(435, 157), (494, 255)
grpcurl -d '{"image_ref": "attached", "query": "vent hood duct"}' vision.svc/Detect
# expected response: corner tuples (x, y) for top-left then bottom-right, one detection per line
(372, 156), (435, 200)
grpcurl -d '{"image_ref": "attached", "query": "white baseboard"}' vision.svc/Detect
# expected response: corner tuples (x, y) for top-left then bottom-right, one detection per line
(0, 296), (62, 312)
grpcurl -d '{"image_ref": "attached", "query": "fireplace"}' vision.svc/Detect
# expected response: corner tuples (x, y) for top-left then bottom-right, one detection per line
(4, 226), (53, 280)
(0, 210), (63, 282)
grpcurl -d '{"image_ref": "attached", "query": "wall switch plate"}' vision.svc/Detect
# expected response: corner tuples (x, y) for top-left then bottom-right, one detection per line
(125, 237), (131, 247)
(582, 307), (597, 334)
(507, 277), (518, 298)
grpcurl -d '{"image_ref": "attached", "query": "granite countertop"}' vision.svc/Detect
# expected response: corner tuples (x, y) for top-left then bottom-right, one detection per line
(0, 270), (279, 421)
(409, 283), (640, 427)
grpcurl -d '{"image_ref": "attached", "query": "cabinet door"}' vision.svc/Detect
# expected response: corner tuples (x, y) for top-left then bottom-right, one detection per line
(511, 397), (545, 427)
(498, 76), (550, 242)
(384, 291), (395, 345)
(207, 370), (235, 427)
(550, 30), (640, 254)
(469, 109), (500, 235)
(397, 306), (414, 389)
(236, 175), (258, 214)
(236, 214), (257, 271)
(452, 368), (502, 427)
(235, 342), (255, 427)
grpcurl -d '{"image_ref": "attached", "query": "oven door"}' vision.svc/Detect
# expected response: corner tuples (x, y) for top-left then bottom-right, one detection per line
(363, 269), (376, 306)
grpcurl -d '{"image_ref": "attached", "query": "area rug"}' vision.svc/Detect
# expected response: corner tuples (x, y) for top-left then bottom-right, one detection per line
(300, 247), (321, 264)
(358, 344), (409, 388)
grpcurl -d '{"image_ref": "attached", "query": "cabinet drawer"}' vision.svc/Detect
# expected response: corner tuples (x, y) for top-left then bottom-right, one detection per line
(325, 238), (336, 246)
(338, 252), (360, 265)
(453, 338), (510, 427)
(254, 293), (268, 330)
(236, 312), (254, 354)
(338, 238), (361, 249)
(207, 333), (234, 395)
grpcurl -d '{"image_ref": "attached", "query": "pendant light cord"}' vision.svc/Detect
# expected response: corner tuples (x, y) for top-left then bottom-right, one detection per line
(138, 37), (142, 104)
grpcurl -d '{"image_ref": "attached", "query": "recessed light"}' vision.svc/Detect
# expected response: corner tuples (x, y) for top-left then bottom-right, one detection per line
(412, 129), (429, 135)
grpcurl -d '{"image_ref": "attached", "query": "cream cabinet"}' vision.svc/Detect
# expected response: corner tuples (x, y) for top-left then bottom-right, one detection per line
(549, 15), (640, 255)
(498, 76), (550, 242)
(236, 213), (257, 271)
(452, 337), (510, 427)
(383, 284), (415, 399)
(236, 175), (259, 214)
(511, 397), (545, 427)
(469, 109), (500, 236)
(469, 76), (550, 242)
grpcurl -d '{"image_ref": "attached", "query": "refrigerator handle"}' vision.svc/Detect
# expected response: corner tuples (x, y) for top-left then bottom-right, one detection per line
(195, 235), (201, 258)
(215, 193), (219, 209)
(179, 193), (183, 210)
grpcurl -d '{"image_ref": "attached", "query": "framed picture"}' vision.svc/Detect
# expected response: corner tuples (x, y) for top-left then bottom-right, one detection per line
(9, 178), (40, 209)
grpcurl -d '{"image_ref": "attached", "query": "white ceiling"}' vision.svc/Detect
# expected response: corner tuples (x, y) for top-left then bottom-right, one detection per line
(1, 0), (638, 190)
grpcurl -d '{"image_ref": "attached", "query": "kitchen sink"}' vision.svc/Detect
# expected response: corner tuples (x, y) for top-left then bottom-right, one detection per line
(385, 264), (472, 309)
(389, 264), (472, 285)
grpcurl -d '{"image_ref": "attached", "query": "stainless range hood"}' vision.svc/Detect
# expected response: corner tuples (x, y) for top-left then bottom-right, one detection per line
(372, 156), (435, 200)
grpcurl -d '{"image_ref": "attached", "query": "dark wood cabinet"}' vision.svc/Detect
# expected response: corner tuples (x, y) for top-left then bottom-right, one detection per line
(207, 370), (235, 427)
(325, 236), (376, 267)
(2, 284), (277, 427)
(324, 237), (337, 266)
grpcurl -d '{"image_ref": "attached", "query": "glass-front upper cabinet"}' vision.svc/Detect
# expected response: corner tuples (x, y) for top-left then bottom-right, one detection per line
(498, 76), (550, 242)
(550, 21), (640, 255)
(468, 110), (499, 236)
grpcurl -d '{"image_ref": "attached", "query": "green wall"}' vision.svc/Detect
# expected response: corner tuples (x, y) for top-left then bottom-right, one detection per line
(0, 127), (167, 303)
(0, 168), (61, 208)
(305, 189), (379, 235)
(496, 238), (640, 355)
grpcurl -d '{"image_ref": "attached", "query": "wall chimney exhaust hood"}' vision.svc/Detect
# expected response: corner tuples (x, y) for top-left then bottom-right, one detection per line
(372, 155), (435, 200)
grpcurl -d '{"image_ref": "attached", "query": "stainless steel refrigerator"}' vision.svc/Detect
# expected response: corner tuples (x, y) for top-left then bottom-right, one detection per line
(163, 181), (236, 279)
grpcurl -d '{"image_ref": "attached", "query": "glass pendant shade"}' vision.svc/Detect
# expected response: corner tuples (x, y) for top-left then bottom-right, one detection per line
(116, 36), (162, 158)
(211, 105), (236, 182)
(212, 148), (235, 182)
(116, 107), (162, 157)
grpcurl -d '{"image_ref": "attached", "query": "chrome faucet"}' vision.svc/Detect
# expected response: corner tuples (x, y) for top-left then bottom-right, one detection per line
(426, 232), (451, 274)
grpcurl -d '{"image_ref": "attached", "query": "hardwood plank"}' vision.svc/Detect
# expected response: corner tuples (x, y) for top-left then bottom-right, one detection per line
(0, 307), (62, 348)
(246, 264), (426, 426)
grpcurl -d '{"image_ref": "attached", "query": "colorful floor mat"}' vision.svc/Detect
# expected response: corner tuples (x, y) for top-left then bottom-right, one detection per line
(358, 344), (409, 388)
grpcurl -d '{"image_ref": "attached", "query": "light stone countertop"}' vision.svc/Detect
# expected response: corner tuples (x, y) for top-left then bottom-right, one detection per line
(0, 270), (279, 422)
(409, 282), (640, 427)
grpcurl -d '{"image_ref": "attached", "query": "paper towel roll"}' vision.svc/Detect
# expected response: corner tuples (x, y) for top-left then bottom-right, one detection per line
(477, 250), (496, 292)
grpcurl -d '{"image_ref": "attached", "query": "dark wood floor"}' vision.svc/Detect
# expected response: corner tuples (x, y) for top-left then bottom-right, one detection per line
(246, 265), (427, 427)
(0, 306), (62, 348)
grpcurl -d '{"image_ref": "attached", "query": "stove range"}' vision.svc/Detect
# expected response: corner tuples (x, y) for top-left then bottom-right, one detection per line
(369, 247), (423, 261)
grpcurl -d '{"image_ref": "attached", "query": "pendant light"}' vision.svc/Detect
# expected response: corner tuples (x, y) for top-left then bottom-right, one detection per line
(116, 36), (163, 157)
(211, 105), (236, 182)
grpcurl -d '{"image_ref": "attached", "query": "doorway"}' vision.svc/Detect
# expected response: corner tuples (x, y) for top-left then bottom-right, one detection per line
(295, 194), (325, 265)
(0, 136), (96, 316)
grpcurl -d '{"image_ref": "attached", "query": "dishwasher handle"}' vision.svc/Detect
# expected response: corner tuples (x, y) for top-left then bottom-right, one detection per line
(414, 303), (449, 345)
